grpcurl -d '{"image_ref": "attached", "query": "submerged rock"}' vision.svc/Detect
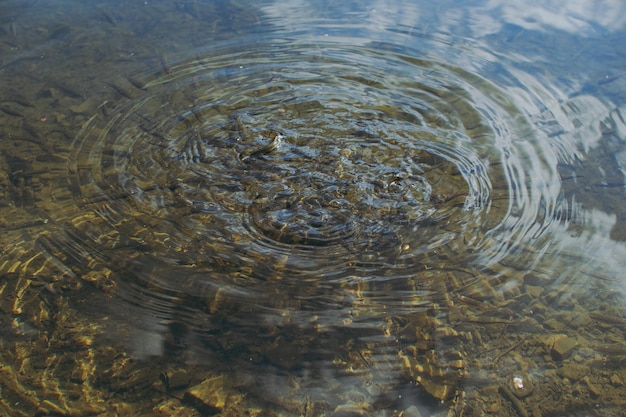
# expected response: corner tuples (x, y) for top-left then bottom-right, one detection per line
(551, 335), (577, 361)
(183, 375), (230, 415)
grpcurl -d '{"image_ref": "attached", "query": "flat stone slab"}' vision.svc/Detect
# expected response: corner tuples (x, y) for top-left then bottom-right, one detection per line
(183, 375), (228, 415)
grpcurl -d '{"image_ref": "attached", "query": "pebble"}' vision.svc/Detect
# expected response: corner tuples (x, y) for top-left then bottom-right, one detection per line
(551, 336), (577, 360)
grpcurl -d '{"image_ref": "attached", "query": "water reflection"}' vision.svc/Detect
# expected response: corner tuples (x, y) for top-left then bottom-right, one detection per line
(1, 0), (625, 416)
(472, 0), (626, 34)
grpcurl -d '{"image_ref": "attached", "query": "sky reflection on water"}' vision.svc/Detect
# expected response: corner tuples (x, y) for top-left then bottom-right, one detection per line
(0, 0), (625, 416)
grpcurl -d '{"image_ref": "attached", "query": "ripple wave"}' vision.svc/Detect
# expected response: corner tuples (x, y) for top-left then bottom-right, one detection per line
(64, 35), (567, 405)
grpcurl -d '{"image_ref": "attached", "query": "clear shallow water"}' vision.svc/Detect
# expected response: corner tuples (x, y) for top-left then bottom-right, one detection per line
(1, 1), (625, 416)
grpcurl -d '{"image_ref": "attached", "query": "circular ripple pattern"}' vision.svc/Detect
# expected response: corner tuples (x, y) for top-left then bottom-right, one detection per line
(71, 39), (556, 325)
(63, 36), (568, 408)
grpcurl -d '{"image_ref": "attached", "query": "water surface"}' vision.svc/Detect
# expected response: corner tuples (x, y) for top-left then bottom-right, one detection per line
(1, 1), (625, 416)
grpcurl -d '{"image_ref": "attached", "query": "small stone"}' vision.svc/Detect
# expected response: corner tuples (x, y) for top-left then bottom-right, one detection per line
(332, 403), (368, 417)
(551, 336), (577, 360)
(152, 399), (198, 417)
(514, 317), (542, 333)
(419, 377), (455, 401)
(568, 311), (592, 328)
(544, 318), (565, 331)
(556, 363), (588, 380)
(163, 369), (190, 390)
(184, 375), (228, 415)
(610, 374), (623, 387)
(583, 376), (602, 398)
(37, 400), (66, 416)
(525, 285), (544, 298)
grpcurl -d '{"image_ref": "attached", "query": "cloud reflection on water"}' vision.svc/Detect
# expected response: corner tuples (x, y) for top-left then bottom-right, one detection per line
(258, 0), (626, 290)
(473, 0), (626, 35)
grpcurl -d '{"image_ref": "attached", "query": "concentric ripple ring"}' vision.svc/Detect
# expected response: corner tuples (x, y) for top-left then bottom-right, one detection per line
(71, 41), (535, 294)
(65, 39), (563, 341)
